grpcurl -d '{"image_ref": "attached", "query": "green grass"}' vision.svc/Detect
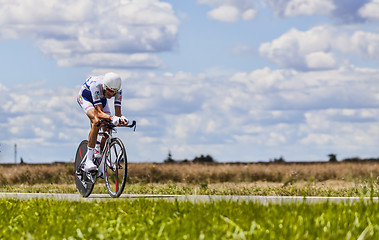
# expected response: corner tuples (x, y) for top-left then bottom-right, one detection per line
(1, 198), (379, 239)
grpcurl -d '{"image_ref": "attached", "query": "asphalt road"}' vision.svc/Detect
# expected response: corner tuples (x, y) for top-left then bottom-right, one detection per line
(0, 193), (377, 204)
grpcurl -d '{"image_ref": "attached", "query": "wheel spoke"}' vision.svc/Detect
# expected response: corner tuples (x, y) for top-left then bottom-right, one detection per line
(104, 138), (127, 198)
(113, 146), (119, 164)
(115, 171), (119, 192)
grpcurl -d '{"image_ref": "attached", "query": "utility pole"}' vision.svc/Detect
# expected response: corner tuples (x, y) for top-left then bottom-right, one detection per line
(14, 144), (17, 164)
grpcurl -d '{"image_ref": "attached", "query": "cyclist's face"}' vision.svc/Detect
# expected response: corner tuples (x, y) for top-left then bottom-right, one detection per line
(104, 88), (117, 98)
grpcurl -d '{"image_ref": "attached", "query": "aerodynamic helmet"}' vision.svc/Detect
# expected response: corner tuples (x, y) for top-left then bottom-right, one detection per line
(103, 72), (121, 92)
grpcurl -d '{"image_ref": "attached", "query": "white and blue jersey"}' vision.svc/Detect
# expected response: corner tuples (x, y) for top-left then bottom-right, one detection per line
(77, 75), (122, 114)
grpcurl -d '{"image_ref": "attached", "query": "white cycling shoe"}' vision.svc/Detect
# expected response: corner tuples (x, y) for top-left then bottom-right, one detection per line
(84, 159), (98, 172)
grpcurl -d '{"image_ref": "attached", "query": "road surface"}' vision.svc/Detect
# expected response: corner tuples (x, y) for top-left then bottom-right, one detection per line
(0, 193), (377, 204)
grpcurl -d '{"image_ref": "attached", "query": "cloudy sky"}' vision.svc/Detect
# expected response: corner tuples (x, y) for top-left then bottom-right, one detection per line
(1, 0), (379, 163)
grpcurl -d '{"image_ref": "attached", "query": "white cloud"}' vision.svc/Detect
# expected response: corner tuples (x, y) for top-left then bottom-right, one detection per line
(267, 0), (373, 23)
(233, 43), (255, 56)
(57, 53), (165, 68)
(259, 25), (379, 70)
(259, 26), (337, 70)
(208, 5), (240, 22)
(359, 0), (379, 20)
(0, 0), (179, 68)
(0, 82), (89, 162)
(348, 31), (379, 60)
(125, 67), (379, 160)
(1, 66), (379, 162)
(198, 0), (257, 22)
(195, 0), (376, 25)
(267, 0), (335, 17)
(242, 8), (257, 20)
(284, 0), (335, 17)
(305, 52), (337, 69)
(300, 109), (379, 152)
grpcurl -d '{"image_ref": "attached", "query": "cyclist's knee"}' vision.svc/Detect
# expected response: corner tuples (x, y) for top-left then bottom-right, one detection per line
(91, 116), (101, 129)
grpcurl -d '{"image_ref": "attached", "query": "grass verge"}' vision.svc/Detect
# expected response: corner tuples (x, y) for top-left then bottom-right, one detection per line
(1, 198), (379, 239)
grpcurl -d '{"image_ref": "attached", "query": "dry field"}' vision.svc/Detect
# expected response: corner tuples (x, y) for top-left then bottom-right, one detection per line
(128, 162), (379, 183)
(0, 161), (379, 184)
(1, 162), (379, 196)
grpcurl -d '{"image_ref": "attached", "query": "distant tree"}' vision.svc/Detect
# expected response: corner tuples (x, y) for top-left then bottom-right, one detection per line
(342, 157), (361, 162)
(192, 154), (215, 163)
(342, 157), (379, 162)
(164, 151), (175, 163)
(273, 156), (286, 163)
(328, 154), (337, 162)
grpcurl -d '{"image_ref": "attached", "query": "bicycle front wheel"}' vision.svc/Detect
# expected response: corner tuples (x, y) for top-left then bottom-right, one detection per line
(104, 137), (128, 198)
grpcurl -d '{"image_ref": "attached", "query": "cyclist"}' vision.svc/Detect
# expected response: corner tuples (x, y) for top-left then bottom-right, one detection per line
(77, 72), (128, 173)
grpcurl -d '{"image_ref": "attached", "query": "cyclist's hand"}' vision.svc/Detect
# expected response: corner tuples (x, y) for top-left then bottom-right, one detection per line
(111, 116), (120, 126)
(120, 116), (129, 125)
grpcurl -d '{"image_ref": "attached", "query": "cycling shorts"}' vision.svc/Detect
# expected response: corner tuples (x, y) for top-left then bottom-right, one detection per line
(77, 87), (111, 115)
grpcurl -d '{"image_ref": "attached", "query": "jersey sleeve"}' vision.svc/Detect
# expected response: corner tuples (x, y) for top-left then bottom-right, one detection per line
(91, 81), (103, 106)
(114, 89), (122, 107)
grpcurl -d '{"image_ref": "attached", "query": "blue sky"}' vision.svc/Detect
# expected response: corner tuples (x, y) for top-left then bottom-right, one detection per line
(1, 0), (379, 163)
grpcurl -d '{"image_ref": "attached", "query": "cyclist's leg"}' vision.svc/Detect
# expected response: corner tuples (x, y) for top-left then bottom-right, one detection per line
(78, 99), (98, 146)
(87, 108), (101, 160)
(78, 94), (100, 170)
(98, 101), (111, 177)
(100, 101), (111, 150)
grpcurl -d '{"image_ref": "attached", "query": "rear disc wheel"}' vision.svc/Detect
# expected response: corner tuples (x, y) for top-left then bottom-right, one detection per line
(74, 140), (95, 197)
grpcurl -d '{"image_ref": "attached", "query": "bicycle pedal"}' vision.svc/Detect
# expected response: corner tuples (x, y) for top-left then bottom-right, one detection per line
(84, 172), (96, 184)
(97, 171), (105, 179)
(80, 180), (87, 188)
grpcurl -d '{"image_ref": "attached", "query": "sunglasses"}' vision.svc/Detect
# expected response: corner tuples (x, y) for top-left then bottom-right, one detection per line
(105, 88), (118, 94)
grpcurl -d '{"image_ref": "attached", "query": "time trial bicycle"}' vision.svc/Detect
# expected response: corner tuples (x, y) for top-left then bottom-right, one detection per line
(74, 120), (136, 198)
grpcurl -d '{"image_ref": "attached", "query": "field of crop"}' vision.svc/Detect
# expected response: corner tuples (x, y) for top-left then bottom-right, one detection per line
(1, 198), (379, 239)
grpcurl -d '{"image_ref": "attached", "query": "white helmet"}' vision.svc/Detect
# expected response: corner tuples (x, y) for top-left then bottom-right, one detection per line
(103, 72), (121, 92)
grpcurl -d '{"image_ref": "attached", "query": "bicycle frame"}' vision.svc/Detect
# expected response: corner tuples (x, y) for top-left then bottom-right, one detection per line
(75, 120), (136, 197)
(79, 120), (136, 169)
(97, 129), (112, 165)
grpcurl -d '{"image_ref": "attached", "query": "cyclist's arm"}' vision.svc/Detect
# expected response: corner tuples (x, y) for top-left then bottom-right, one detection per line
(114, 89), (127, 124)
(114, 90), (122, 117)
(94, 104), (112, 121)
(115, 105), (128, 125)
(114, 90), (128, 124)
(115, 105), (121, 117)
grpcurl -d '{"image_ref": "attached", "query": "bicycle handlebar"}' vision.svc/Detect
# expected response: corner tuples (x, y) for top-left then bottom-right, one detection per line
(127, 120), (137, 131)
(96, 119), (137, 131)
